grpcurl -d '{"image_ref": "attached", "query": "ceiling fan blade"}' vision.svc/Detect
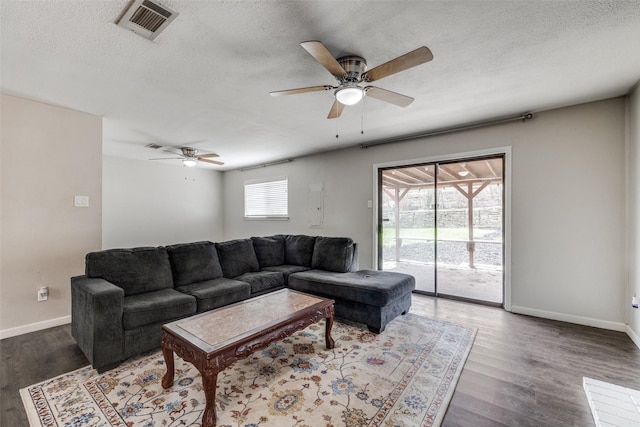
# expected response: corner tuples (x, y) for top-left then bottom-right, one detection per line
(363, 46), (433, 82)
(270, 85), (334, 96)
(365, 86), (414, 107)
(327, 99), (345, 119)
(149, 157), (183, 161)
(162, 148), (183, 156)
(199, 158), (225, 166)
(301, 41), (347, 77)
(197, 153), (220, 159)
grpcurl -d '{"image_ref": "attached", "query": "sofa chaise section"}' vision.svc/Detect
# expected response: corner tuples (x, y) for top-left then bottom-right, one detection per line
(288, 269), (415, 333)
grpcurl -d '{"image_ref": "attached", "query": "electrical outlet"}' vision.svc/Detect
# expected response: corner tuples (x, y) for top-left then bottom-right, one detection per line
(37, 286), (49, 302)
(633, 295), (639, 309)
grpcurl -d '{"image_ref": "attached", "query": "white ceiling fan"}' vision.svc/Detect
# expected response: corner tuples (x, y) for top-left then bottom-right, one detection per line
(270, 40), (433, 119)
(148, 146), (224, 167)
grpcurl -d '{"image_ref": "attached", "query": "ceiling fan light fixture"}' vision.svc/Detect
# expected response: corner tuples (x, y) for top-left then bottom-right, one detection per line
(183, 158), (197, 167)
(335, 86), (364, 106)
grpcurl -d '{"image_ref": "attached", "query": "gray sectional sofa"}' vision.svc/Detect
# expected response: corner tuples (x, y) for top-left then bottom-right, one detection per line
(71, 235), (415, 371)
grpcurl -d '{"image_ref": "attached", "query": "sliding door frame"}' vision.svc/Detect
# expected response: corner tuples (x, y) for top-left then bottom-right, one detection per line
(373, 147), (512, 312)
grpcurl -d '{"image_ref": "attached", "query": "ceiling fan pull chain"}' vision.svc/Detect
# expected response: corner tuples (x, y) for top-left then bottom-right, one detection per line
(336, 114), (340, 139)
(361, 96), (365, 135)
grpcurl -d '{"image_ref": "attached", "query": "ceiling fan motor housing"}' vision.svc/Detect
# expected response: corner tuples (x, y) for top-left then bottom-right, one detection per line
(336, 56), (367, 83)
(181, 147), (197, 157)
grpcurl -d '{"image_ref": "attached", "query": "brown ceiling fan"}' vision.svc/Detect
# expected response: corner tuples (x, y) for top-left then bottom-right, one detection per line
(149, 146), (224, 167)
(270, 41), (433, 119)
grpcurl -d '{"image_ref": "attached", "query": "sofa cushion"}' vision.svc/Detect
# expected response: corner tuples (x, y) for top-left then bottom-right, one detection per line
(122, 288), (196, 330)
(262, 264), (312, 280)
(86, 247), (173, 296)
(311, 237), (354, 273)
(235, 271), (285, 294)
(251, 236), (285, 268)
(176, 278), (251, 312)
(288, 269), (415, 307)
(167, 241), (223, 287)
(216, 239), (260, 278)
(284, 235), (316, 267)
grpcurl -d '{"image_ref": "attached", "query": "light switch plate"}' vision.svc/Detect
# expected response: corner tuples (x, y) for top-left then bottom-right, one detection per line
(74, 195), (89, 207)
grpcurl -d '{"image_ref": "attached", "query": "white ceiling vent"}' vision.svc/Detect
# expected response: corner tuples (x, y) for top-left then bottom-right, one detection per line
(117, 0), (178, 41)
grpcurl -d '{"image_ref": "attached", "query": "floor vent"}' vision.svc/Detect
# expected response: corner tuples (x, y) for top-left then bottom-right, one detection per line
(583, 377), (640, 426)
(117, 0), (179, 41)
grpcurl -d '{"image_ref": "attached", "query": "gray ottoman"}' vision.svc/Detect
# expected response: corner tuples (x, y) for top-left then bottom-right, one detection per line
(288, 269), (415, 333)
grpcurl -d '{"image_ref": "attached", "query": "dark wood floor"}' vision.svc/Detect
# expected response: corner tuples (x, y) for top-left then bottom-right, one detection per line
(2, 295), (640, 426)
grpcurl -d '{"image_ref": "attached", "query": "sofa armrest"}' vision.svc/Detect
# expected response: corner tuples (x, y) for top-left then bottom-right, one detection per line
(71, 275), (124, 370)
(350, 243), (359, 272)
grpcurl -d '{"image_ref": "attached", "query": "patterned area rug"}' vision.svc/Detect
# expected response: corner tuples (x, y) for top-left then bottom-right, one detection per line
(21, 313), (476, 427)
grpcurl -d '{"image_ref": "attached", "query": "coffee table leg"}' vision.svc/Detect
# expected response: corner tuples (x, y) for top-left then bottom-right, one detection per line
(161, 333), (175, 389)
(325, 312), (335, 349)
(201, 367), (219, 427)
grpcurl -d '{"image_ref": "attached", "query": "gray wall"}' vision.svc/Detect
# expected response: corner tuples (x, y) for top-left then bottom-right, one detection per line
(223, 98), (627, 330)
(1, 94), (634, 340)
(102, 156), (224, 249)
(627, 84), (640, 346)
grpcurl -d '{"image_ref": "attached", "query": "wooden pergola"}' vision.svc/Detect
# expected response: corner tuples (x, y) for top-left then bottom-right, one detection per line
(381, 157), (503, 267)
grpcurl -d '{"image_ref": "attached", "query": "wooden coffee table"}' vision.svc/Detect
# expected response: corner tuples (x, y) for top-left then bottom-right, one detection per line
(161, 289), (335, 427)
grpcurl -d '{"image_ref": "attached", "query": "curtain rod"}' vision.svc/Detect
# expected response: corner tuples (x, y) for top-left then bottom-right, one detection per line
(238, 158), (293, 172)
(359, 112), (533, 150)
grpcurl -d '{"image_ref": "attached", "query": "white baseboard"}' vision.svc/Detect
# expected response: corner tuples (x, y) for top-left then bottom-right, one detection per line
(0, 315), (71, 340)
(626, 325), (640, 350)
(510, 305), (627, 332)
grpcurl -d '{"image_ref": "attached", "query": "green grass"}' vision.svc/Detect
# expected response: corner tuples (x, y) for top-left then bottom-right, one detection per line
(381, 227), (500, 246)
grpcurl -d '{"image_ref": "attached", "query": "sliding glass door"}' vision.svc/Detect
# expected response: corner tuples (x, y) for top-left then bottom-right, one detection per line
(379, 156), (504, 306)
(380, 164), (437, 293)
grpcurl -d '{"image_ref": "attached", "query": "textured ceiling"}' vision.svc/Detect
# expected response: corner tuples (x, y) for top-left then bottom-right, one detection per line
(2, 1), (640, 170)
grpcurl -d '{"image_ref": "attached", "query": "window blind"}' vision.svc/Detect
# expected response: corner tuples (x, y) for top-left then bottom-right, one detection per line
(244, 177), (288, 219)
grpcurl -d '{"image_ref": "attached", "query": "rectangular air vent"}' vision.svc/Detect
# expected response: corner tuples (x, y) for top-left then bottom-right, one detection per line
(117, 0), (178, 40)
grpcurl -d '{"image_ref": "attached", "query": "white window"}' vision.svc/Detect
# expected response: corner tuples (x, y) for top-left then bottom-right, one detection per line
(244, 177), (288, 219)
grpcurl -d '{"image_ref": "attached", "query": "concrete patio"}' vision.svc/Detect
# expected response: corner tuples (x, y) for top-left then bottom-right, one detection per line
(384, 260), (503, 304)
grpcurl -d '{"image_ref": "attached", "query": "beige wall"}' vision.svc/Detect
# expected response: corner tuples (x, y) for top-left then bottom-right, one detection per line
(0, 94), (102, 336)
(627, 84), (640, 346)
(102, 156), (224, 249)
(223, 98), (627, 330)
